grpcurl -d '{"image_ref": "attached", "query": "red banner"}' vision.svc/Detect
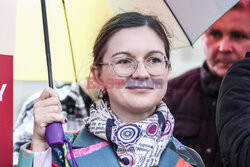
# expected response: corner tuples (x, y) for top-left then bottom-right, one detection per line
(0, 54), (13, 166)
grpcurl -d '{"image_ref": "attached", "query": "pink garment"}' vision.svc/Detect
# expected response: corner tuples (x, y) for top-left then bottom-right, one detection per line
(33, 147), (52, 167)
(67, 141), (109, 159)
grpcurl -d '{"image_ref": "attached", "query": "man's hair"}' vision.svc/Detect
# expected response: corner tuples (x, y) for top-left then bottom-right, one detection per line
(233, 0), (250, 9)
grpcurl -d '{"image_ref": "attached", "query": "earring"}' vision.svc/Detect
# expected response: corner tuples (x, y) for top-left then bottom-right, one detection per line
(97, 88), (106, 99)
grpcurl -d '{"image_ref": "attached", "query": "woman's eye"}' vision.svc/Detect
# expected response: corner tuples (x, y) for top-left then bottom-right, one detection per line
(117, 59), (132, 64)
(148, 57), (162, 63)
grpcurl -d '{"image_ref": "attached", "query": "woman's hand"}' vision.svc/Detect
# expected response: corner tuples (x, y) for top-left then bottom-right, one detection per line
(31, 87), (66, 152)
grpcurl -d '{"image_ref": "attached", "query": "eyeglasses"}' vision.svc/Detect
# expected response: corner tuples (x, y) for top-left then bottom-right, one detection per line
(96, 54), (171, 77)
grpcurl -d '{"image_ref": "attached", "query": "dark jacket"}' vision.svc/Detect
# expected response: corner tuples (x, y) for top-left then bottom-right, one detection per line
(216, 52), (250, 167)
(165, 62), (223, 167)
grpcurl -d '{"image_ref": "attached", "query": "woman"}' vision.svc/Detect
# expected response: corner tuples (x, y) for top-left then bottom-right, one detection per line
(18, 12), (204, 167)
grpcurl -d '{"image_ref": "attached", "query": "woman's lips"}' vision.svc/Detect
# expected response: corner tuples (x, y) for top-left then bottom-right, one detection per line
(126, 86), (154, 89)
(126, 86), (154, 93)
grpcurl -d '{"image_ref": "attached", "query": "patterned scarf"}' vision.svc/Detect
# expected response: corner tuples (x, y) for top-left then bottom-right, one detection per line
(84, 100), (175, 167)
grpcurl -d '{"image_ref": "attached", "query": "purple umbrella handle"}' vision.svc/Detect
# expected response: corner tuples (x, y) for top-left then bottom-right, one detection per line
(46, 122), (64, 148)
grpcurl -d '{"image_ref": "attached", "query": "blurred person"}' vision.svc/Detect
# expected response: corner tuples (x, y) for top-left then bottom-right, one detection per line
(165, 0), (250, 166)
(216, 52), (250, 167)
(13, 81), (93, 166)
(17, 12), (204, 167)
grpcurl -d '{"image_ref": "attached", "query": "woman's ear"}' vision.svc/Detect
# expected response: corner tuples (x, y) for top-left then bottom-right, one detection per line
(91, 65), (104, 86)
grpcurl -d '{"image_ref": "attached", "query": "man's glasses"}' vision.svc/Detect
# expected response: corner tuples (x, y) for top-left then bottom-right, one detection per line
(96, 54), (171, 77)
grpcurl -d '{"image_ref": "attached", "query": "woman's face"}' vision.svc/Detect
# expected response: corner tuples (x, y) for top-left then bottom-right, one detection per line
(93, 26), (169, 123)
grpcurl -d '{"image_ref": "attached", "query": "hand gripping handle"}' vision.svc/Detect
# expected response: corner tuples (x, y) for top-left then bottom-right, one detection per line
(46, 122), (64, 148)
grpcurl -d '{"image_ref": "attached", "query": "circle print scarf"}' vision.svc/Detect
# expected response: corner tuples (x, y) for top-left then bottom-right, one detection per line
(84, 100), (175, 167)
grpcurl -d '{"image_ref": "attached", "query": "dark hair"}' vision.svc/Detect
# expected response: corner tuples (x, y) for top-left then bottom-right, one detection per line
(233, 0), (249, 9)
(93, 12), (171, 66)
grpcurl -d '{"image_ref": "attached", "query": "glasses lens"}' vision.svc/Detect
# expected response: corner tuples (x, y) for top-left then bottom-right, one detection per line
(145, 54), (166, 75)
(112, 57), (136, 76)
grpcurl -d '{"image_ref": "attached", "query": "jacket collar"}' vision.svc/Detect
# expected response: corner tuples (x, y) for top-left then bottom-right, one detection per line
(72, 128), (105, 148)
(70, 128), (200, 166)
(200, 61), (222, 97)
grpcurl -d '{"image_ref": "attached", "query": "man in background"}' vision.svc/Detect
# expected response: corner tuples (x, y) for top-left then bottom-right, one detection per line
(165, 0), (250, 166)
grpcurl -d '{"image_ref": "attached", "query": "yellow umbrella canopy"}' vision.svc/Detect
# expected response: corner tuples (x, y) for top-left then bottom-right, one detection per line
(15, 0), (239, 82)
(15, 0), (113, 82)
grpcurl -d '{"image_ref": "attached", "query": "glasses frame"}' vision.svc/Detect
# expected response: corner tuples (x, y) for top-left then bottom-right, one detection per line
(96, 55), (171, 77)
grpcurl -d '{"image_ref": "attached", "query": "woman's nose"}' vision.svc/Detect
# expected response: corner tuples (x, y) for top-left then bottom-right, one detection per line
(132, 62), (150, 79)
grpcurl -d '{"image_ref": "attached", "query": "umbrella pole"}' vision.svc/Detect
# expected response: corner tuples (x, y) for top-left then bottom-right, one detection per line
(41, 0), (53, 88)
(40, 0), (64, 149)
